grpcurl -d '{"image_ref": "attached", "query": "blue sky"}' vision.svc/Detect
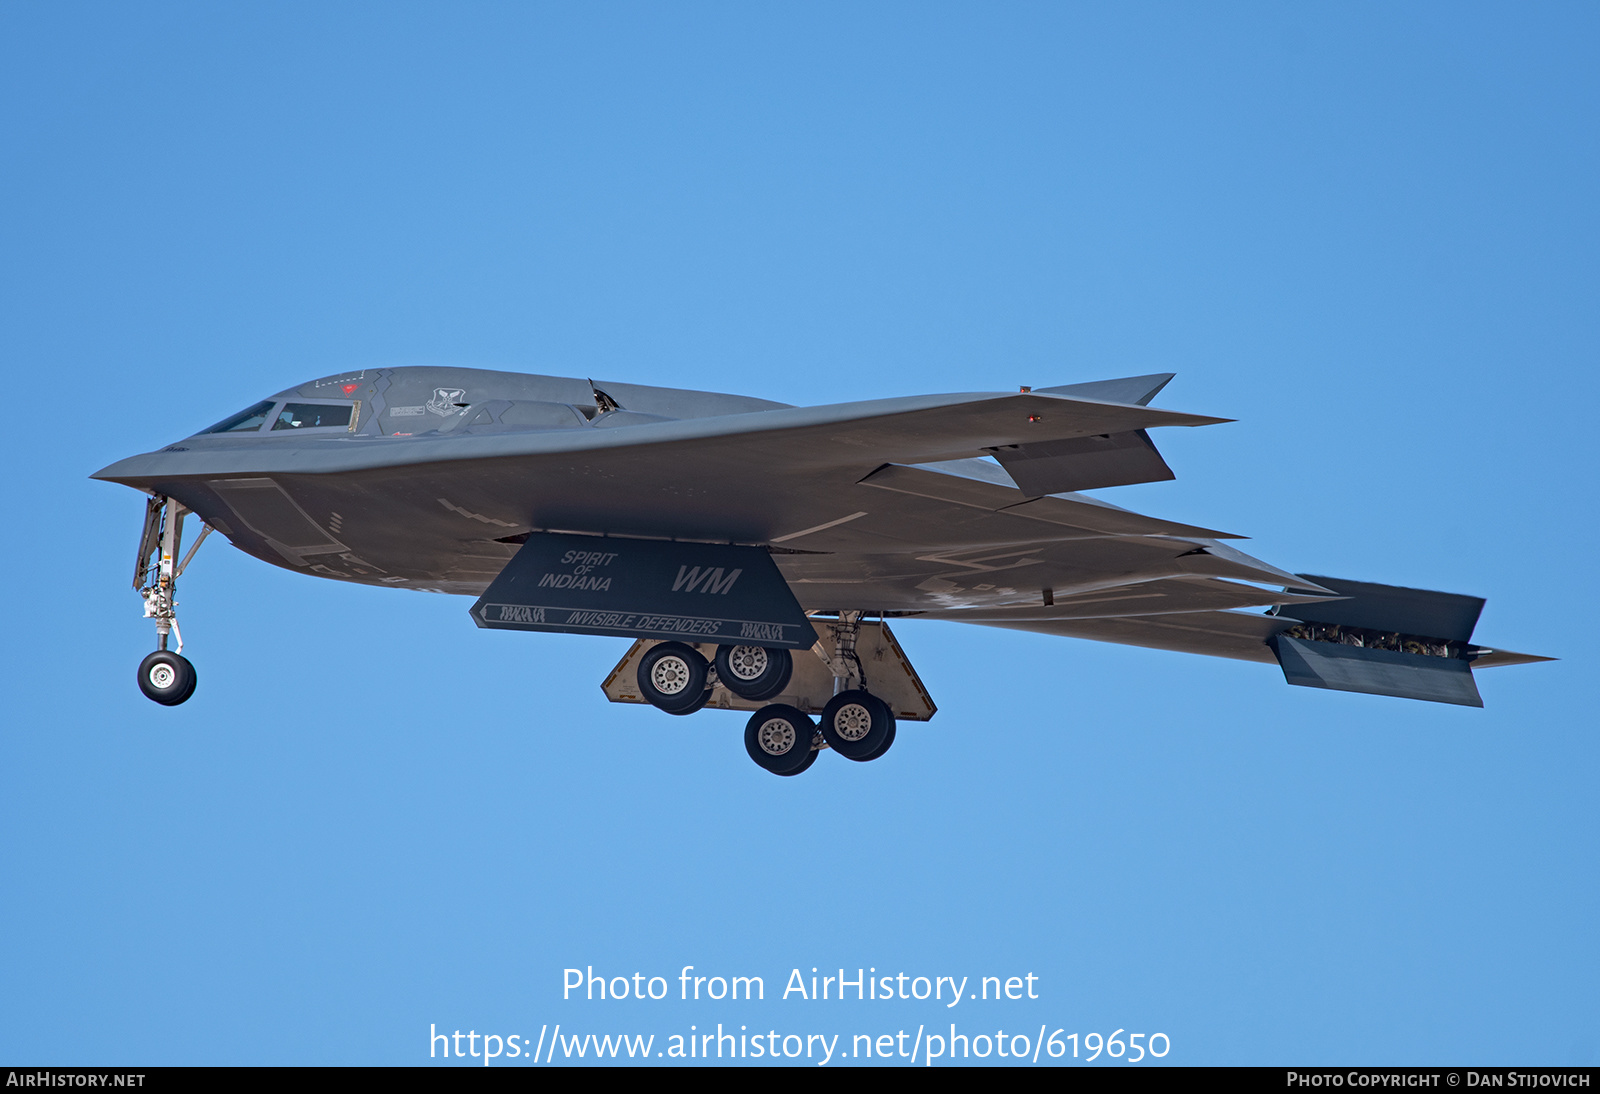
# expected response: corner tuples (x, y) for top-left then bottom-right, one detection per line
(1, 1), (1595, 1066)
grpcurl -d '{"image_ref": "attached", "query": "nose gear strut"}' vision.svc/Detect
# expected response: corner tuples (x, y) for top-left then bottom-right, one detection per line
(133, 494), (211, 705)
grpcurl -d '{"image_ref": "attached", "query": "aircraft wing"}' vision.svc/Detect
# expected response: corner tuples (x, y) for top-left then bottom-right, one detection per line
(959, 607), (1294, 664)
(93, 385), (1256, 598)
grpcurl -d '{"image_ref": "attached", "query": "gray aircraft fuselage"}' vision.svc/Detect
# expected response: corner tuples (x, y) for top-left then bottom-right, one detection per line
(94, 364), (1549, 721)
(95, 366), (802, 596)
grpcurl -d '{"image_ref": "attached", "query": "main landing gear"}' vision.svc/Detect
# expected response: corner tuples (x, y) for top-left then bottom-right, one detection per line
(742, 691), (895, 776)
(633, 612), (899, 777)
(132, 495), (211, 706)
(635, 640), (795, 715)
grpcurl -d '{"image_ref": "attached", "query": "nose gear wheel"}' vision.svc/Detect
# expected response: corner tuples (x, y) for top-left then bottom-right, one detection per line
(138, 650), (197, 706)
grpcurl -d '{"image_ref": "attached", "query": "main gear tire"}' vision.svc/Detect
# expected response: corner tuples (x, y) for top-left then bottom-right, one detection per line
(672, 684), (714, 716)
(714, 644), (793, 702)
(818, 690), (893, 761)
(744, 704), (817, 775)
(862, 716), (897, 761)
(637, 642), (711, 715)
(777, 747), (819, 777)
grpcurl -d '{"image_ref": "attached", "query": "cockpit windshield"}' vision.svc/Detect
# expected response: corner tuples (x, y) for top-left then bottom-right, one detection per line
(199, 400), (276, 434)
(272, 403), (353, 430)
(197, 399), (358, 435)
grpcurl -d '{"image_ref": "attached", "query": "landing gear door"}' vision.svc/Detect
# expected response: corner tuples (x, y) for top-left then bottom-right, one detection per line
(470, 532), (815, 649)
(134, 495), (164, 589)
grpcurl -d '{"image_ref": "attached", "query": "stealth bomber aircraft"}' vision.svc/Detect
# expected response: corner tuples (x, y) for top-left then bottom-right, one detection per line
(92, 367), (1549, 775)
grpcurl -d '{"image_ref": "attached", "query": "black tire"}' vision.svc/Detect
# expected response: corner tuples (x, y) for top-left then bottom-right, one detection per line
(862, 712), (897, 761)
(137, 651), (197, 706)
(670, 684), (714, 717)
(637, 642), (710, 714)
(744, 704), (817, 775)
(714, 644), (793, 702)
(819, 690), (893, 761)
(776, 747), (818, 777)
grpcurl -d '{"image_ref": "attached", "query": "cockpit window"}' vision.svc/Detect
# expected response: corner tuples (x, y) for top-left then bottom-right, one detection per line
(271, 403), (353, 430)
(199, 400), (277, 434)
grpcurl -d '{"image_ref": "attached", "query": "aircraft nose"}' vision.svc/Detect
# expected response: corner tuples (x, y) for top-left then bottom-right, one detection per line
(90, 452), (159, 485)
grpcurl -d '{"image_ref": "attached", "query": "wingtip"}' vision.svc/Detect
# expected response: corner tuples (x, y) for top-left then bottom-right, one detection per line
(1035, 373), (1179, 407)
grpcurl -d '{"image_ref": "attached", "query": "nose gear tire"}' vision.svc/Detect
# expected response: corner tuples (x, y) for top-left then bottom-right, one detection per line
(137, 650), (197, 706)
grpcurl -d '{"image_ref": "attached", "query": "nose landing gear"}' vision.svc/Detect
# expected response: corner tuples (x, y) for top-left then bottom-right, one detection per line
(133, 495), (211, 707)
